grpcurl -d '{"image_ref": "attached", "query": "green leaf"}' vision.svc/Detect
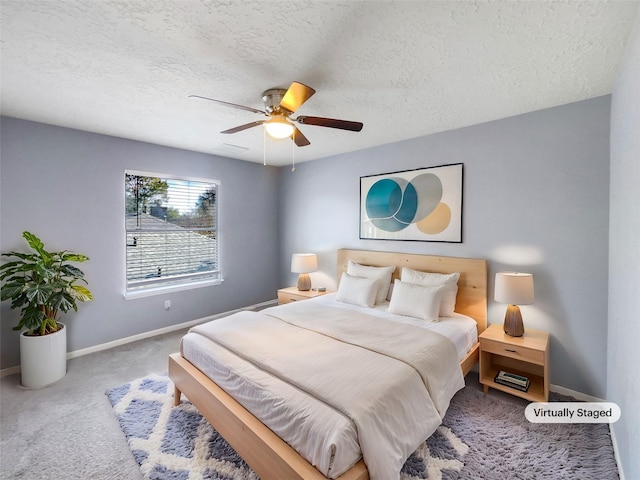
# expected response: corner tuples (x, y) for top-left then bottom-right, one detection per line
(51, 292), (74, 312)
(0, 259), (23, 272)
(25, 284), (53, 305)
(2, 251), (37, 261)
(59, 264), (85, 279)
(1, 282), (25, 301)
(9, 295), (28, 310)
(71, 284), (93, 302)
(23, 231), (45, 253)
(18, 307), (46, 332)
(62, 253), (90, 263)
(34, 262), (53, 280)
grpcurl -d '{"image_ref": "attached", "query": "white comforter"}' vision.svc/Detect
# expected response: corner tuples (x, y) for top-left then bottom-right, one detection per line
(190, 300), (464, 480)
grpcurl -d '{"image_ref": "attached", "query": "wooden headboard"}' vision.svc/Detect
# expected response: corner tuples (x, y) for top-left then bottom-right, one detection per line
(337, 249), (488, 334)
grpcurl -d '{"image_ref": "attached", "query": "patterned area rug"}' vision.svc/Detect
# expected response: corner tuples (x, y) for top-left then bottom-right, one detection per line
(106, 374), (618, 480)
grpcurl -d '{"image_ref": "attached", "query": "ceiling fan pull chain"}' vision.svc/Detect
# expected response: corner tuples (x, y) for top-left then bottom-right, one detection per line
(263, 127), (267, 166)
(291, 130), (296, 172)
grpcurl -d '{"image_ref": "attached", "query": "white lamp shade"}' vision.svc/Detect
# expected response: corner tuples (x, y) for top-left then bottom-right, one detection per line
(264, 116), (295, 139)
(494, 272), (534, 305)
(291, 253), (318, 273)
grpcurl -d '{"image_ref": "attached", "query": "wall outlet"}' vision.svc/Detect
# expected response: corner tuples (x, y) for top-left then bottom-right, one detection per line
(164, 300), (171, 310)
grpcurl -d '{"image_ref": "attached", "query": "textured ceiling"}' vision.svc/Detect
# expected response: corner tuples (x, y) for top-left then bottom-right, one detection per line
(1, 1), (638, 166)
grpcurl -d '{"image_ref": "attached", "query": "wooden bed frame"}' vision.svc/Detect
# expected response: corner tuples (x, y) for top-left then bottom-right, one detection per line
(169, 249), (487, 480)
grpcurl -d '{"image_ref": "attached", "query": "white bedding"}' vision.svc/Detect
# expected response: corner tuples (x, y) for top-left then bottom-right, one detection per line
(180, 294), (475, 479)
(314, 293), (478, 362)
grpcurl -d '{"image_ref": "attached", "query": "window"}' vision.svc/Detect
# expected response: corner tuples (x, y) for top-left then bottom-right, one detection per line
(125, 171), (220, 296)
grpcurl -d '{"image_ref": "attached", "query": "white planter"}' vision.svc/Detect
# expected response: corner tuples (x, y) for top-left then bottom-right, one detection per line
(20, 323), (67, 388)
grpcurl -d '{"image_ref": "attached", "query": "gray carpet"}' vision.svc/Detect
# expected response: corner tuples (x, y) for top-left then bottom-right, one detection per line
(106, 374), (619, 480)
(0, 328), (188, 480)
(442, 388), (619, 480)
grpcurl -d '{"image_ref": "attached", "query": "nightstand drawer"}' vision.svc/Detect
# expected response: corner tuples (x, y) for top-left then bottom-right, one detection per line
(480, 338), (544, 364)
(277, 287), (332, 304)
(278, 291), (306, 304)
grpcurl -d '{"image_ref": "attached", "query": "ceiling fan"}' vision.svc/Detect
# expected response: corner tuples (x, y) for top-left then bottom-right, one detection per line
(190, 81), (363, 147)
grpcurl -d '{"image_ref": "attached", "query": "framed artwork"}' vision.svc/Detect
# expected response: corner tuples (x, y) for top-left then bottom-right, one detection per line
(360, 163), (463, 242)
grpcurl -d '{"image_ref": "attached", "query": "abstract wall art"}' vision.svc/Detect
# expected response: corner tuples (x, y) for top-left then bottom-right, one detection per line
(360, 163), (463, 242)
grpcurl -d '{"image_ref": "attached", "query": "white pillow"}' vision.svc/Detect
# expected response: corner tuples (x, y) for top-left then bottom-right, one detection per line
(336, 273), (378, 308)
(347, 260), (395, 304)
(400, 268), (460, 317)
(388, 280), (445, 322)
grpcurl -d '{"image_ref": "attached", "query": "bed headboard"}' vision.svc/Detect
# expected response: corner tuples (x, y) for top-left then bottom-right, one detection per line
(337, 249), (487, 334)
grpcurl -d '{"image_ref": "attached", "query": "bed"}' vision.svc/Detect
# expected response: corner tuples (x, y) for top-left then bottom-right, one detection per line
(169, 249), (487, 480)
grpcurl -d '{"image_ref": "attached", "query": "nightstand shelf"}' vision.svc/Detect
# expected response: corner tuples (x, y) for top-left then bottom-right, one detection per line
(277, 286), (332, 304)
(479, 323), (549, 402)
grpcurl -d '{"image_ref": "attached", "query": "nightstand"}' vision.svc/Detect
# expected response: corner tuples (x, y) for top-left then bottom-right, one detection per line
(277, 286), (332, 304)
(479, 323), (549, 402)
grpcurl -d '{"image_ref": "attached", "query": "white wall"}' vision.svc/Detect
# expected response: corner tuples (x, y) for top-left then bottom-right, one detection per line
(0, 117), (281, 369)
(608, 13), (640, 480)
(279, 97), (611, 398)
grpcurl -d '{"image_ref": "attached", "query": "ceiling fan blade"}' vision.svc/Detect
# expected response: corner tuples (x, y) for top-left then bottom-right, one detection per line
(221, 120), (266, 134)
(189, 95), (266, 115)
(280, 82), (316, 114)
(296, 115), (363, 132)
(291, 126), (310, 147)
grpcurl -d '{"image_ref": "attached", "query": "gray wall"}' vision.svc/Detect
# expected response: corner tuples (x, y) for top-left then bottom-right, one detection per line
(1, 98), (613, 399)
(279, 96), (611, 399)
(609, 13), (640, 480)
(0, 117), (280, 369)
(1, 87), (632, 468)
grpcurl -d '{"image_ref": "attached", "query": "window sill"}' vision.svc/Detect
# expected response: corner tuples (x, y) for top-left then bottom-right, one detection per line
(124, 278), (223, 300)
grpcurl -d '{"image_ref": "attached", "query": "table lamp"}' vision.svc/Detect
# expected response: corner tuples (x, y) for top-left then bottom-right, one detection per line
(494, 272), (535, 337)
(291, 253), (318, 291)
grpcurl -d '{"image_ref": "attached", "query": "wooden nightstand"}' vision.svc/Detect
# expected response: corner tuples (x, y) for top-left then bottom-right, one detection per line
(479, 323), (549, 402)
(277, 286), (332, 304)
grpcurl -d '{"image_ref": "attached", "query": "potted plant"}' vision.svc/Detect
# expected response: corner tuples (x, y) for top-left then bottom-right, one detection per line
(0, 231), (93, 388)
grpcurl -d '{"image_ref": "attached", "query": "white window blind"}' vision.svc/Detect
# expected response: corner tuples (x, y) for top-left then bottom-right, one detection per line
(125, 171), (220, 294)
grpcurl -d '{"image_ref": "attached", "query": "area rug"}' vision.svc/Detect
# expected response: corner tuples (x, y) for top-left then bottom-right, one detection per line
(106, 374), (618, 480)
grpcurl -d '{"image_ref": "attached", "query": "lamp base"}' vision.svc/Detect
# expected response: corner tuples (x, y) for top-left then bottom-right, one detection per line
(503, 304), (524, 337)
(297, 273), (311, 291)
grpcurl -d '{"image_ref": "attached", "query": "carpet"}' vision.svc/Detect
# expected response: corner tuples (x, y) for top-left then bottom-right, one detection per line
(106, 374), (618, 480)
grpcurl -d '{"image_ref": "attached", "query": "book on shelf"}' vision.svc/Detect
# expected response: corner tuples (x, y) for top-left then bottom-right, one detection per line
(498, 370), (528, 385)
(494, 370), (530, 392)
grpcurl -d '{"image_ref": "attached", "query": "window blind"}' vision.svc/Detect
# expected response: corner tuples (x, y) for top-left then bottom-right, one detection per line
(125, 172), (220, 292)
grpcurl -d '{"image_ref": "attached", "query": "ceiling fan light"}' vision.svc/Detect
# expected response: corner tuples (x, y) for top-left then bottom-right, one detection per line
(264, 116), (294, 139)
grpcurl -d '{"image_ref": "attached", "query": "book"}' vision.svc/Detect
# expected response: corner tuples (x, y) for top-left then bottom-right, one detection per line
(495, 375), (530, 391)
(499, 371), (529, 384)
(495, 376), (530, 391)
(496, 371), (528, 386)
(494, 371), (530, 392)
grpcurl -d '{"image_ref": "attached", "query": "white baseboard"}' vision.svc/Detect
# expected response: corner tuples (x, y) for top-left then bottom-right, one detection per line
(1, 365), (21, 377)
(609, 423), (626, 480)
(550, 383), (625, 479)
(549, 383), (605, 402)
(0, 299), (278, 378)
